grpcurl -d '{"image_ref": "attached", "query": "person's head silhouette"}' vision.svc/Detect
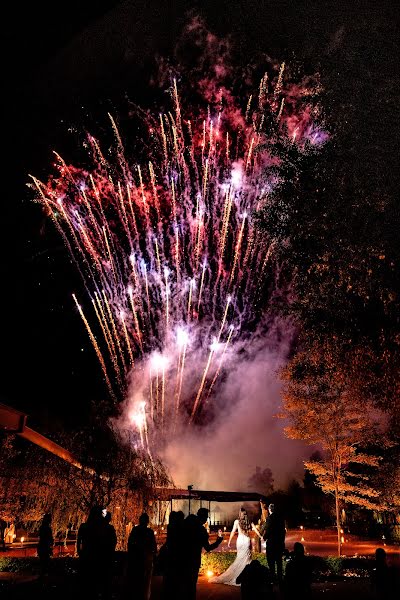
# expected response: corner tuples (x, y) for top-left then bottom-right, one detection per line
(139, 513), (150, 527)
(87, 505), (102, 524)
(375, 547), (387, 565)
(104, 511), (112, 524)
(197, 508), (209, 524)
(293, 542), (305, 557)
(42, 513), (52, 527)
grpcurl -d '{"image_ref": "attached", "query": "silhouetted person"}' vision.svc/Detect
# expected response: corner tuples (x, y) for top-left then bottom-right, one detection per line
(38, 513), (54, 578)
(236, 559), (273, 599)
(284, 542), (312, 599)
(127, 513), (157, 600)
(0, 519), (6, 551)
(162, 510), (185, 599)
(182, 508), (223, 600)
(100, 511), (117, 600)
(260, 503), (286, 584)
(254, 500), (268, 553)
(77, 505), (106, 598)
(371, 547), (397, 599)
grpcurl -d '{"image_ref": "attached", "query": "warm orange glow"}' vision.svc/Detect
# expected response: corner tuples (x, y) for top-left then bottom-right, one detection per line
(206, 570), (214, 578)
(21, 537), (25, 543)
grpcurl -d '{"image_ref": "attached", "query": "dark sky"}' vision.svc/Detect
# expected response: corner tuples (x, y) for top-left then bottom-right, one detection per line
(1, 0), (397, 430)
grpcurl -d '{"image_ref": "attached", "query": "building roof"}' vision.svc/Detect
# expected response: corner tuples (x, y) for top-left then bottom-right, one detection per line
(154, 487), (267, 503)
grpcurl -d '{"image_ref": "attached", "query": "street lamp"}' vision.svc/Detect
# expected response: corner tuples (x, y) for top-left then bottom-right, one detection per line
(188, 484), (193, 515)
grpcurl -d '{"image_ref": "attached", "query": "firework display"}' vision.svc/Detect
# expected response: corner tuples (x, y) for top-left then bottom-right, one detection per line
(31, 65), (326, 452)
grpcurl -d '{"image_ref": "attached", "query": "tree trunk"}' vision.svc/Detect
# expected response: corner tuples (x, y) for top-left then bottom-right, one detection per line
(335, 480), (341, 557)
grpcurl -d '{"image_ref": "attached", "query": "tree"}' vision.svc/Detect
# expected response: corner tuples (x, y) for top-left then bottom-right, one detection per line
(0, 420), (170, 548)
(281, 340), (382, 556)
(256, 17), (400, 434)
(248, 466), (274, 497)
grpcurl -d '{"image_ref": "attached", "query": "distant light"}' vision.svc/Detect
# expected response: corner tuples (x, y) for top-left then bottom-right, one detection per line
(150, 352), (168, 372)
(206, 570), (214, 578)
(210, 338), (220, 352)
(21, 537), (25, 543)
(129, 408), (145, 429)
(176, 327), (189, 348)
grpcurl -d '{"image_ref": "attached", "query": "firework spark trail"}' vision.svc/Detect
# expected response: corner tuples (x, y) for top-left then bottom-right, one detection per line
(175, 341), (187, 420)
(190, 345), (215, 423)
(34, 63), (326, 447)
(72, 294), (115, 400)
(197, 261), (207, 314)
(120, 311), (134, 367)
(205, 324), (235, 403)
(92, 295), (121, 382)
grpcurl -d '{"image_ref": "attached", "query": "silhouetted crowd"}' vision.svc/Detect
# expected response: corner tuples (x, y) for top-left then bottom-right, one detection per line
(31, 506), (399, 599)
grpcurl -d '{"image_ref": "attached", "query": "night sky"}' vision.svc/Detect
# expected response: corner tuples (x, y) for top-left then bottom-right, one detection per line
(2, 0), (397, 432)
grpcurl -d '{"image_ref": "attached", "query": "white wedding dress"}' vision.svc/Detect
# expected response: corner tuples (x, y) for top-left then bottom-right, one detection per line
(210, 519), (252, 586)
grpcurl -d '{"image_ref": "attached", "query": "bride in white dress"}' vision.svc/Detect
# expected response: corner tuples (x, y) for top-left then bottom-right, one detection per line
(210, 508), (252, 586)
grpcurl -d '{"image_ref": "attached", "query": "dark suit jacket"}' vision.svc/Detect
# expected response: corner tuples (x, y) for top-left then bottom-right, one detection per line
(183, 515), (222, 570)
(261, 512), (285, 550)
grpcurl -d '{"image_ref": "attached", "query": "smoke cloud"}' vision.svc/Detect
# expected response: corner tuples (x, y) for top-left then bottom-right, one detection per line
(160, 321), (310, 492)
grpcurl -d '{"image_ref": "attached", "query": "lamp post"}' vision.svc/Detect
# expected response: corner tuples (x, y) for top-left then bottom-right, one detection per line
(188, 484), (193, 515)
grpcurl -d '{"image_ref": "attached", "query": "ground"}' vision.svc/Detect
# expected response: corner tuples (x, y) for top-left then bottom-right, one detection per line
(1, 528), (399, 598)
(0, 574), (389, 599)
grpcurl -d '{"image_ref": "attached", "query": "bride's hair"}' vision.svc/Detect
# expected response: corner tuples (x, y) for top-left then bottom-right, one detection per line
(238, 507), (251, 533)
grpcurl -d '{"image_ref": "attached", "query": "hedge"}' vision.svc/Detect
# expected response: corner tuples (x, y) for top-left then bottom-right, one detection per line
(200, 552), (375, 579)
(0, 552), (376, 580)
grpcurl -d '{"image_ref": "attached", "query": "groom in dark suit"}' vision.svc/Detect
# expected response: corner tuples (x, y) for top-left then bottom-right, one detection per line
(260, 502), (286, 584)
(182, 507), (223, 599)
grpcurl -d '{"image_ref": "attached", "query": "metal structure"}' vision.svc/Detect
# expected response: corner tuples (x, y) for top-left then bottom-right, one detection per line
(1, 402), (266, 522)
(0, 402), (82, 469)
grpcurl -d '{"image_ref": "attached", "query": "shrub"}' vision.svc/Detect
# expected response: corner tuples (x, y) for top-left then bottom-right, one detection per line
(0, 557), (39, 573)
(201, 552), (268, 576)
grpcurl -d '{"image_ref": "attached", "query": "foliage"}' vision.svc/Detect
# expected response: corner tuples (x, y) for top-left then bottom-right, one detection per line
(282, 341), (382, 506)
(0, 552), (379, 582)
(0, 557), (40, 573)
(200, 551), (376, 579)
(281, 340), (384, 555)
(200, 552), (267, 576)
(0, 418), (170, 549)
(324, 555), (344, 576)
(256, 16), (400, 542)
(248, 466), (274, 497)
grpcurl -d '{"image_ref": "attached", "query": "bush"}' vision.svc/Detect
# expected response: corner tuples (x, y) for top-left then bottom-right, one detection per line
(201, 552), (268, 576)
(200, 552), (375, 580)
(0, 557), (39, 573)
(324, 555), (344, 575)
